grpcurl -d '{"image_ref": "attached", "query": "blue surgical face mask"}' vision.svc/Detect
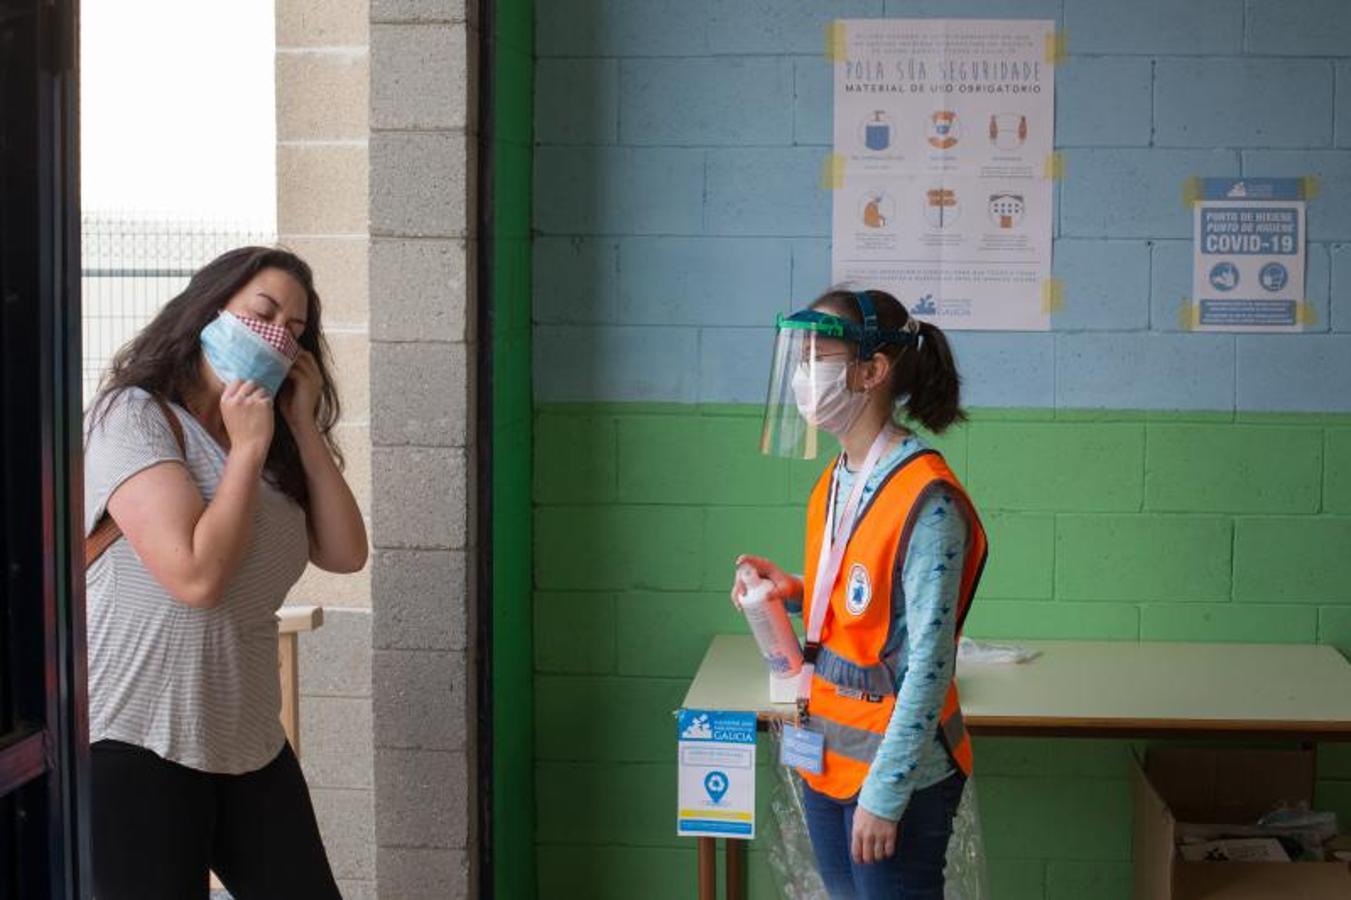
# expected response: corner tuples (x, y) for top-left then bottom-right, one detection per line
(200, 310), (294, 396)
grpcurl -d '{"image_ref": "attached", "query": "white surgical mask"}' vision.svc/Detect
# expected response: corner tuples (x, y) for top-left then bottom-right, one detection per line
(200, 310), (297, 396)
(790, 360), (869, 436)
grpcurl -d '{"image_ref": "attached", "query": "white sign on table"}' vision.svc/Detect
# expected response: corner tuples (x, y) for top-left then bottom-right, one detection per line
(676, 709), (756, 840)
(831, 18), (1058, 331)
(1191, 177), (1307, 332)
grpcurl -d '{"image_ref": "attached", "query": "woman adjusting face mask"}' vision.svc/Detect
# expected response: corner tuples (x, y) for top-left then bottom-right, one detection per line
(761, 300), (919, 459)
(84, 248), (365, 898)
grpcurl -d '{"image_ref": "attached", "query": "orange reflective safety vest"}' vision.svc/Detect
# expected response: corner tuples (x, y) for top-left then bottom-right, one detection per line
(797, 448), (988, 801)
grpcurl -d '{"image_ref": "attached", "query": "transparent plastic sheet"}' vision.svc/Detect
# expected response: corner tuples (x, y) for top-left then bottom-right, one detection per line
(765, 724), (829, 900)
(764, 721), (991, 899)
(945, 775), (992, 900)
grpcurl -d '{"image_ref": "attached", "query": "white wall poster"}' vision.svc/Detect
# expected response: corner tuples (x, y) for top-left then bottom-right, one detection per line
(831, 19), (1058, 330)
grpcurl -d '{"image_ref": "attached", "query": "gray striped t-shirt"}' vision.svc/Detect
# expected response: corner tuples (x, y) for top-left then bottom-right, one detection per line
(84, 388), (309, 774)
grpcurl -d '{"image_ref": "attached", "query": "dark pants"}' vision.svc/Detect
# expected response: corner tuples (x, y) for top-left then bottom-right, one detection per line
(92, 739), (340, 900)
(802, 773), (965, 900)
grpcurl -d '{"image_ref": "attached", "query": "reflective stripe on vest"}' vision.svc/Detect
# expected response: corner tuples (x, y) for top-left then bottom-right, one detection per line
(941, 708), (966, 755)
(816, 645), (895, 696)
(807, 716), (884, 764)
(796, 449), (988, 801)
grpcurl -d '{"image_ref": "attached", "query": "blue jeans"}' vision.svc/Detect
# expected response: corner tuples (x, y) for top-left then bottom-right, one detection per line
(802, 773), (965, 900)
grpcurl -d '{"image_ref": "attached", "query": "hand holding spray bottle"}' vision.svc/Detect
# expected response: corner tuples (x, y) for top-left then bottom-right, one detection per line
(734, 563), (803, 703)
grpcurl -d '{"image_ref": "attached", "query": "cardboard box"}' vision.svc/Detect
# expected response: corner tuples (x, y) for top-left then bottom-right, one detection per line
(1133, 747), (1351, 899)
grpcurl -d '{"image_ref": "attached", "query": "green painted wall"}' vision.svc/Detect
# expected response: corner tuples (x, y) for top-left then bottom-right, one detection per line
(492, 0), (534, 897)
(533, 402), (1351, 900)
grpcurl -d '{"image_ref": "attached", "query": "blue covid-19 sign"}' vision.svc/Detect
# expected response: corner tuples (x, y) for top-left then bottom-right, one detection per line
(1191, 178), (1307, 331)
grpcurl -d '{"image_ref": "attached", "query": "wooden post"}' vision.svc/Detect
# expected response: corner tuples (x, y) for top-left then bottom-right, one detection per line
(697, 837), (717, 900)
(726, 839), (746, 900)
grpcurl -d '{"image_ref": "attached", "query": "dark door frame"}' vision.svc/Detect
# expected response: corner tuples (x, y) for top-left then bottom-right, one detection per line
(0, 0), (90, 896)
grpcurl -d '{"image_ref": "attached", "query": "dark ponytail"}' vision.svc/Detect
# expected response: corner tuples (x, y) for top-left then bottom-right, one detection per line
(811, 288), (967, 434)
(893, 318), (965, 433)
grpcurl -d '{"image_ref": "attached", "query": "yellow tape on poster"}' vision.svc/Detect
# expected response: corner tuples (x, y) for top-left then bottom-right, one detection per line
(1296, 300), (1318, 326)
(1301, 176), (1320, 201)
(1181, 176), (1203, 209)
(1177, 300), (1200, 331)
(1044, 152), (1066, 181)
(826, 20), (848, 62)
(1044, 30), (1068, 65)
(1040, 279), (1064, 315)
(820, 153), (845, 190)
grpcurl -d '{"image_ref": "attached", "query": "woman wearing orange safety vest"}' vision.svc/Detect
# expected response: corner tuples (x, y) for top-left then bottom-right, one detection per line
(734, 289), (987, 899)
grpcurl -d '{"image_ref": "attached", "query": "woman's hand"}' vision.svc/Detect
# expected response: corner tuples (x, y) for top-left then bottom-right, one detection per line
(282, 353), (369, 574)
(851, 805), (899, 865)
(731, 554), (802, 610)
(220, 380), (275, 455)
(280, 350), (323, 431)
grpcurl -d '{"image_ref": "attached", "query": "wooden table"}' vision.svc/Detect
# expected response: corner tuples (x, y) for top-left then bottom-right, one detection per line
(680, 635), (1351, 899)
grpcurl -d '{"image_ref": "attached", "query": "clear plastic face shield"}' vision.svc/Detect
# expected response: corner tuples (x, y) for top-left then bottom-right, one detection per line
(759, 298), (918, 460)
(759, 311), (860, 460)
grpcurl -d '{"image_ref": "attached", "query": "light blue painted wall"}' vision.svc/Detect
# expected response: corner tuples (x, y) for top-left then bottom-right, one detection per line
(534, 0), (1351, 414)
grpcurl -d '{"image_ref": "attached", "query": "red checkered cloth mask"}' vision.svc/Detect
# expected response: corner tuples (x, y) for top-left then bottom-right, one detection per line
(200, 310), (301, 396)
(237, 314), (302, 362)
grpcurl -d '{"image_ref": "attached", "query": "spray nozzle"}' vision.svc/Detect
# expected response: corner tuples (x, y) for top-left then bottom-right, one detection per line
(736, 564), (775, 609)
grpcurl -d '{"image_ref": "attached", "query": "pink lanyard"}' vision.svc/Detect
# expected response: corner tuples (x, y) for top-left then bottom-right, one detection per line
(797, 427), (895, 714)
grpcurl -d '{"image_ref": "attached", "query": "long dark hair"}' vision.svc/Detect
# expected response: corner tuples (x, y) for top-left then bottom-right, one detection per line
(91, 246), (342, 508)
(812, 288), (966, 434)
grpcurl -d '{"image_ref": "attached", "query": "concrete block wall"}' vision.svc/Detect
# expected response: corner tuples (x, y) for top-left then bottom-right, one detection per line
(368, 1), (478, 898)
(534, 0), (1351, 410)
(275, 2), (377, 897)
(276, 1), (478, 897)
(532, 1), (1351, 898)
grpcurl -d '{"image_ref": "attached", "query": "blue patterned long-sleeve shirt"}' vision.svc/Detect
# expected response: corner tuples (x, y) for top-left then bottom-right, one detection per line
(828, 435), (970, 822)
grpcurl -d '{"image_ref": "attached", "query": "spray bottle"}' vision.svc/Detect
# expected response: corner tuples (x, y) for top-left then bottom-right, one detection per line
(735, 563), (803, 704)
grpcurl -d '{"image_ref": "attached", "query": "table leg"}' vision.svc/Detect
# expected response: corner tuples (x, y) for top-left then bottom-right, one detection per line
(726, 838), (746, 900)
(278, 631), (300, 756)
(698, 837), (717, 900)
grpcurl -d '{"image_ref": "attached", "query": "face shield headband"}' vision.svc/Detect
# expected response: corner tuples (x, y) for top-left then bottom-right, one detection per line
(775, 293), (919, 361)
